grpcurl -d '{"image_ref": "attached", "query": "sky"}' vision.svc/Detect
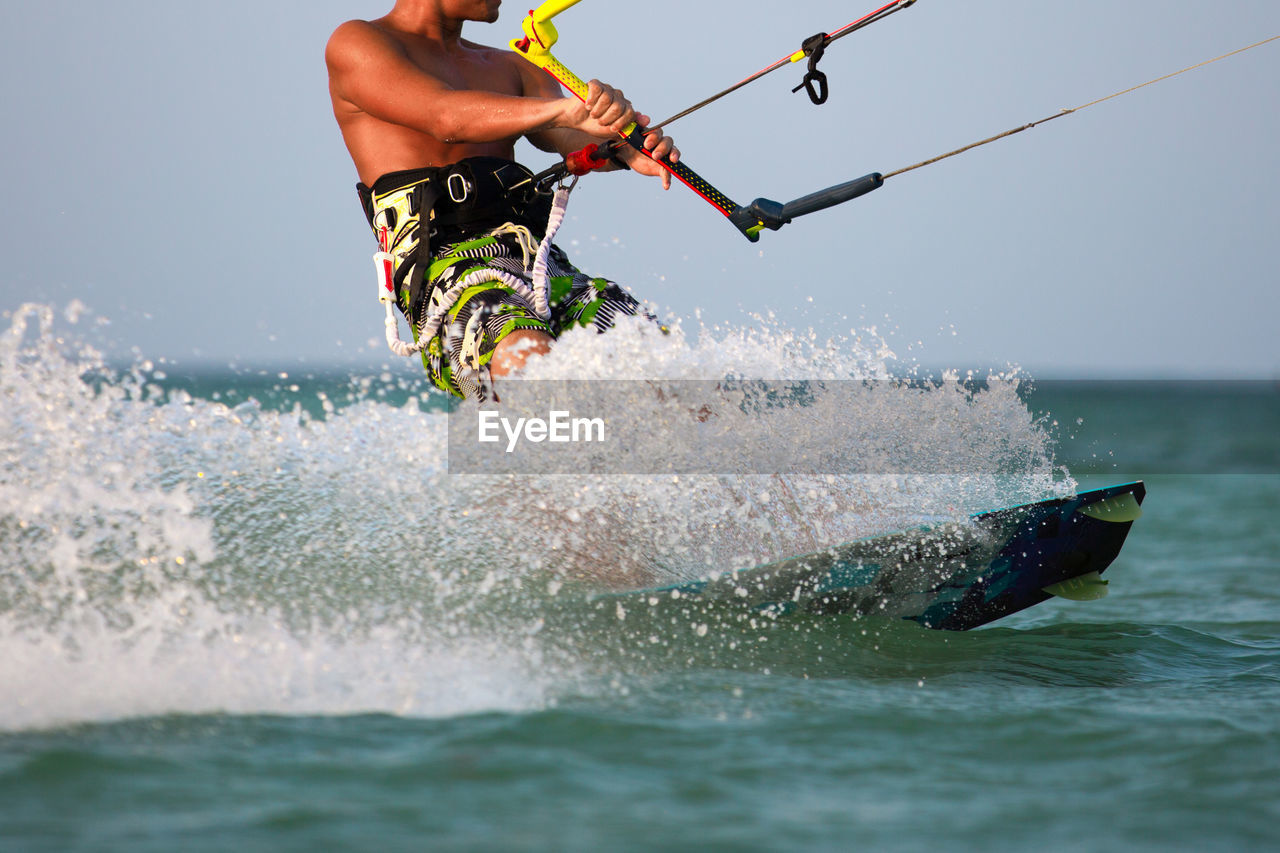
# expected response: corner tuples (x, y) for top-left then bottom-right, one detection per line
(1, 0), (1277, 377)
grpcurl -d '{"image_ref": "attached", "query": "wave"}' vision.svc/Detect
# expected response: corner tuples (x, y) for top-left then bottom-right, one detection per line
(0, 301), (1071, 729)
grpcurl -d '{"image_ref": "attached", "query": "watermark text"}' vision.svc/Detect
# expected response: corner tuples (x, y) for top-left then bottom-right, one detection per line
(477, 409), (606, 453)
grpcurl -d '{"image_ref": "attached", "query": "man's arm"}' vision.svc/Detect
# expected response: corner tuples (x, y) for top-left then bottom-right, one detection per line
(517, 54), (681, 188)
(326, 21), (637, 144)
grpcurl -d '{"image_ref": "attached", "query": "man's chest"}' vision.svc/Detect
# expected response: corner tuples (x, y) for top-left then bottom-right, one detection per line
(403, 45), (524, 97)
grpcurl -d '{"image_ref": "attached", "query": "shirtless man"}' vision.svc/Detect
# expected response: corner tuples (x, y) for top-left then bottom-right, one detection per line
(326, 0), (679, 399)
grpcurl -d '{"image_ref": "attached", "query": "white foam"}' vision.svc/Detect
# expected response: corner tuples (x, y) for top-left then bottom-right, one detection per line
(0, 594), (556, 731)
(0, 302), (1072, 730)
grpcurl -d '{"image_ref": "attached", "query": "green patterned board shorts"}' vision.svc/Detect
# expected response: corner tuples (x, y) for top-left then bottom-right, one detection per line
(360, 159), (646, 400)
(419, 227), (644, 399)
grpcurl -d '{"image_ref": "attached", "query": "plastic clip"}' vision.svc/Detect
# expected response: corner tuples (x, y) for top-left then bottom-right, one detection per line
(374, 252), (396, 304)
(791, 32), (830, 105)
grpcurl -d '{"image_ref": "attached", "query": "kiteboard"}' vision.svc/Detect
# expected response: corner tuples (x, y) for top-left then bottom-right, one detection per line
(610, 482), (1145, 631)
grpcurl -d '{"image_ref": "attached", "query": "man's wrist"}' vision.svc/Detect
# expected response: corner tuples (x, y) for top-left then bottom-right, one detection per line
(604, 145), (631, 171)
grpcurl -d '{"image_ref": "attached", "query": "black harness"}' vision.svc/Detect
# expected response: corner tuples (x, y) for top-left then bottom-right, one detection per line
(356, 157), (554, 322)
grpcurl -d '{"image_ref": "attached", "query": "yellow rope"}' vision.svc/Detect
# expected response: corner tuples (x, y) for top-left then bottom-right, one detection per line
(884, 34), (1280, 181)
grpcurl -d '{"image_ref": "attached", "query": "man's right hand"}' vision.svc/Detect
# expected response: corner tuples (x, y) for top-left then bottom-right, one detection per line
(563, 79), (639, 138)
(558, 79), (681, 189)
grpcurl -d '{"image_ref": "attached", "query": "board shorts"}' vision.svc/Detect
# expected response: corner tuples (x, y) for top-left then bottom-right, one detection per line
(358, 157), (647, 399)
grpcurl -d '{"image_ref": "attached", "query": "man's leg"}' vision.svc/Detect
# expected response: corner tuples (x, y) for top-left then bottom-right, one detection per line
(490, 328), (553, 379)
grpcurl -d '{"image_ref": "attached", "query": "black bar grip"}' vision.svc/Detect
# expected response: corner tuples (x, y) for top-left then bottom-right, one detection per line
(781, 172), (883, 220)
(619, 127), (741, 219)
(728, 171), (883, 241)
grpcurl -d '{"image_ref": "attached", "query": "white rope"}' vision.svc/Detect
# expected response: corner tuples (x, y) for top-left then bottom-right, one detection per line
(419, 266), (543, 344)
(374, 250), (423, 357)
(383, 299), (421, 357)
(489, 222), (539, 270)
(532, 179), (577, 320)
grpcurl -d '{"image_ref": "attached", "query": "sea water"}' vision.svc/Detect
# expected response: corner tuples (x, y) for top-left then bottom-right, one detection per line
(1, 303), (1277, 852)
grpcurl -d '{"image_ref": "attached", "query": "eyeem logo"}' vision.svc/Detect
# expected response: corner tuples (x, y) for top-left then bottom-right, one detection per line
(478, 410), (606, 453)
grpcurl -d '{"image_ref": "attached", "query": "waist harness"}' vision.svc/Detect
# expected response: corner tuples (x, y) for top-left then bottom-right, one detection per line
(357, 157), (554, 326)
(358, 157), (576, 359)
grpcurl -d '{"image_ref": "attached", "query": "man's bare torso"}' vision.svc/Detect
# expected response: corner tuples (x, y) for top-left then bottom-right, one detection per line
(330, 20), (533, 185)
(326, 1), (676, 385)
(328, 2), (675, 191)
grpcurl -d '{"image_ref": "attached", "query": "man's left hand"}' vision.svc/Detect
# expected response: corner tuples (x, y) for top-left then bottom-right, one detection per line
(618, 116), (680, 190)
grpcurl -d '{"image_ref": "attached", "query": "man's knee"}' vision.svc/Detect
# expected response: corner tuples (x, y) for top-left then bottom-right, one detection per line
(490, 328), (553, 378)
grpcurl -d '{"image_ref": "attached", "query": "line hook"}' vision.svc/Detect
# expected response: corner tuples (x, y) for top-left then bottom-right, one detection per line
(791, 33), (830, 105)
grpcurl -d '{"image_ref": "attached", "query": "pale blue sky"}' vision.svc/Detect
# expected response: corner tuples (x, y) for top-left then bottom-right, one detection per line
(2, 0), (1277, 376)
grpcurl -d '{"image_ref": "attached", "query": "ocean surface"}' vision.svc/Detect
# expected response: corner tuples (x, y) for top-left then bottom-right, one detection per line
(2, 303), (1278, 852)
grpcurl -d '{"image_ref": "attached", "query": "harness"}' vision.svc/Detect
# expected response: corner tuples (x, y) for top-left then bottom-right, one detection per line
(358, 157), (568, 358)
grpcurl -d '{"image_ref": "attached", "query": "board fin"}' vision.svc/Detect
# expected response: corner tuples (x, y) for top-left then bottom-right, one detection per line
(1044, 571), (1110, 601)
(1078, 492), (1143, 523)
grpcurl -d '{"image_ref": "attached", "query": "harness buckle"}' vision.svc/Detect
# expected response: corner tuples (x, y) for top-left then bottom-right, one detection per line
(447, 173), (472, 203)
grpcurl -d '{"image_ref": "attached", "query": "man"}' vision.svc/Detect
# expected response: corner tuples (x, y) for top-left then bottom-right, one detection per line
(326, 0), (679, 398)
